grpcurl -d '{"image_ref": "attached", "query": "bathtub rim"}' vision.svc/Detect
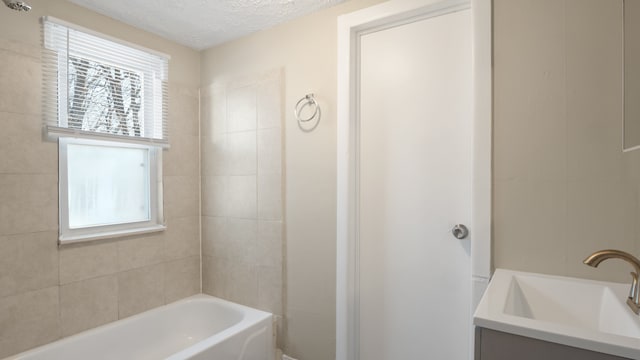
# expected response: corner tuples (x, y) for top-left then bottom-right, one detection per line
(3, 293), (273, 360)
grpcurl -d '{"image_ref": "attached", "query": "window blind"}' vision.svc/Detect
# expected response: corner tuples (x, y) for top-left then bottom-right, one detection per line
(42, 17), (170, 147)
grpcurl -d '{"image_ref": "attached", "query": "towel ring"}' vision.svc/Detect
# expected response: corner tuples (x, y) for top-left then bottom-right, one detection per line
(294, 94), (320, 123)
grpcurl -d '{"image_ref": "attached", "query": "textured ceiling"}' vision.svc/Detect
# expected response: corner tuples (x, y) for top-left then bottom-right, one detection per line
(67, 0), (346, 50)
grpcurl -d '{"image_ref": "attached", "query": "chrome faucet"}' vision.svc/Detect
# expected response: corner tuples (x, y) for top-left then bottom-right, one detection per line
(584, 249), (640, 314)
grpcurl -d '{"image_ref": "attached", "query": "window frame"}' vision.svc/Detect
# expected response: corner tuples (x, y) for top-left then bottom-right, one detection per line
(58, 137), (165, 244)
(42, 18), (169, 245)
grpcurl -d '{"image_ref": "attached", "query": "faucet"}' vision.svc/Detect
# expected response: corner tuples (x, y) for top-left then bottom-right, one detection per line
(584, 249), (640, 314)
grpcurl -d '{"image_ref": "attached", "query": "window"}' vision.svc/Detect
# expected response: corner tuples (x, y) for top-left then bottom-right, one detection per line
(42, 17), (169, 243)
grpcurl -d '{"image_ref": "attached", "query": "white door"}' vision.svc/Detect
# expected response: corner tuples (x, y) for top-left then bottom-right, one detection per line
(358, 8), (473, 360)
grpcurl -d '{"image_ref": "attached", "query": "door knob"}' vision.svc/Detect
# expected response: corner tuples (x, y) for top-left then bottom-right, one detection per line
(452, 224), (469, 240)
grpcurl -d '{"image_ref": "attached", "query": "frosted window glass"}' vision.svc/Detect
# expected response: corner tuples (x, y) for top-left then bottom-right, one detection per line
(67, 144), (150, 229)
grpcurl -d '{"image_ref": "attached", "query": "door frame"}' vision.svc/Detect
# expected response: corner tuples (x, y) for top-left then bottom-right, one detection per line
(336, 1), (493, 359)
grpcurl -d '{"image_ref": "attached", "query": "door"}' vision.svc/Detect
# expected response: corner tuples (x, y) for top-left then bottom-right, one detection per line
(358, 8), (472, 359)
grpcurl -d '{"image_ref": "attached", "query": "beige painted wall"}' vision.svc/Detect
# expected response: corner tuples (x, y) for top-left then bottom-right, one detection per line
(0, 1), (201, 357)
(200, 0), (385, 358)
(494, 0), (640, 282)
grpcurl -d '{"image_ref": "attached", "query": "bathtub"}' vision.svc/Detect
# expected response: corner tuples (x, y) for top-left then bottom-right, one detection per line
(5, 294), (274, 360)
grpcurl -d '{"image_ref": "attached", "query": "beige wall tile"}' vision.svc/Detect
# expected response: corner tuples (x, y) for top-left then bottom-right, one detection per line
(201, 85), (226, 137)
(201, 176), (227, 217)
(257, 265), (283, 315)
(0, 113), (57, 174)
(0, 287), (60, 359)
(226, 262), (259, 308)
(164, 256), (200, 303)
(60, 275), (118, 337)
(225, 218), (258, 263)
(227, 85), (257, 133)
(202, 216), (227, 257)
(204, 252), (262, 309)
(164, 175), (200, 219)
(0, 231), (58, 298)
(258, 173), (283, 221)
(202, 255), (218, 296)
(59, 241), (119, 285)
(227, 131), (257, 176)
(257, 128), (282, 176)
(163, 216), (200, 261)
(117, 235), (165, 272)
(257, 74), (283, 130)
(0, 174), (58, 236)
(117, 264), (165, 318)
(256, 220), (283, 268)
(202, 134), (228, 176)
(226, 175), (257, 219)
(201, 73), (283, 327)
(163, 133), (200, 177)
(203, 217), (257, 263)
(0, 48), (41, 115)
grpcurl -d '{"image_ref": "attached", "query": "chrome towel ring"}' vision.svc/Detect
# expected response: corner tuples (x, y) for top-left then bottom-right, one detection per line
(294, 94), (321, 124)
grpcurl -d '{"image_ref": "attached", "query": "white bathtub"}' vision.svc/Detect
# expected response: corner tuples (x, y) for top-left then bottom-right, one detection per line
(5, 294), (274, 360)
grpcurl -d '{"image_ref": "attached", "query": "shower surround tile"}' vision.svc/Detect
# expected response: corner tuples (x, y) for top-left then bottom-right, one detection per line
(0, 286), (60, 359)
(0, 231), (59, 298)
(0, 47), (42, 116)
(227, 131), (257, 176)
(163, 216), (201, 261)
(227, 84), (257, 133)
(258, 173), (283, 221)
(164, 256), (200, 303)
(226, 175), (258, 219)
(201, 69), (284, 318)
(59, 242), (119, 285)
(117, 264), (165, 318)
(0, 174), (58, 236)
(0, 113), (57, 174)
(117, 235), (165, 272)
(60, 275), (118, 337)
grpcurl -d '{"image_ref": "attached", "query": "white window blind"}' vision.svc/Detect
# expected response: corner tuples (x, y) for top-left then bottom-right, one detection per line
(42, 17), (170, 147)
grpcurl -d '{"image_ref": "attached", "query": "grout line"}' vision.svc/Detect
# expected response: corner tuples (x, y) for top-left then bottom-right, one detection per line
(198, 87), (203, 294)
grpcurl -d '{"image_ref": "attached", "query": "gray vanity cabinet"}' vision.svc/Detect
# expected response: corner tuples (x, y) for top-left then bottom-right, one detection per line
(474, 328), (632, 360)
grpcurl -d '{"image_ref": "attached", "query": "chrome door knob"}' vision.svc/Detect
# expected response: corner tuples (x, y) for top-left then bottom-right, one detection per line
(452, 224), (469, 240)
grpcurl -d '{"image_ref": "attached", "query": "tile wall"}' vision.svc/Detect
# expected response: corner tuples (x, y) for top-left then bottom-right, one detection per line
(200, 70), (284, 344)
(0, 3), (201, 355)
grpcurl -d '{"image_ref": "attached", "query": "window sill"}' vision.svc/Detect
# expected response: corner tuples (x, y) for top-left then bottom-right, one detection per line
(59, 224), (166, 246)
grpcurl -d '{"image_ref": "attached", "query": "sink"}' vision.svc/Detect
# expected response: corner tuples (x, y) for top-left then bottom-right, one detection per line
(474, 269), (640, 358)
(505, 273), (640, 338)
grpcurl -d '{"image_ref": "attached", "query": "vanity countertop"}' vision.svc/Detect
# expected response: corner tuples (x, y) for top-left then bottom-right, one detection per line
(474, 269), (640, 359)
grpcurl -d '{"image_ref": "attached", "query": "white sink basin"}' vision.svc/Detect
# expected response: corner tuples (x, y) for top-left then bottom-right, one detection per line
(474, 269), (640, 358)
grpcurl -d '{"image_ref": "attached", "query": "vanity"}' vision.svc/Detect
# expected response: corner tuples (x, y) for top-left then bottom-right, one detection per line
(474, 269), (640, 360)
